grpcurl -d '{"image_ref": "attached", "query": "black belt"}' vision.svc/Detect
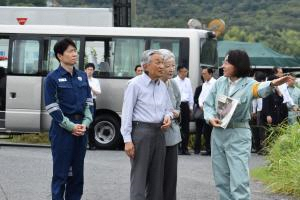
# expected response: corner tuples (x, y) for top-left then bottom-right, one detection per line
(65, 113), (84, 121)
(132, 121), (162, 128)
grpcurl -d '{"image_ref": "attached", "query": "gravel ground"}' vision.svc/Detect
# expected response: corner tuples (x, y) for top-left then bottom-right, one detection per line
(0, 146), (296, 200)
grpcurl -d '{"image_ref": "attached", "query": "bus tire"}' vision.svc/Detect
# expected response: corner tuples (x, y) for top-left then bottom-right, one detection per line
(91, 114), (121, 149)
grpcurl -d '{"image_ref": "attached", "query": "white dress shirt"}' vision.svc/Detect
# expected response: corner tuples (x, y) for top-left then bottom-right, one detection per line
(252, 98), (263, 113)
(173, 76), (194, 110)
(88, 77), (101, 99)
(198, 77), (216, 107)
(278, 83), (294, 105)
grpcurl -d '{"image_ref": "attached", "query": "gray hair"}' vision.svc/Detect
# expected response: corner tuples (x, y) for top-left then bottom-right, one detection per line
(159, 49), (175, 62)
(140, 49), (162, 67)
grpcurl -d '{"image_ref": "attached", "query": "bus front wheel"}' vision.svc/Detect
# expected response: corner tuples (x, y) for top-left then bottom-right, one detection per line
(91, 114), (122, 149)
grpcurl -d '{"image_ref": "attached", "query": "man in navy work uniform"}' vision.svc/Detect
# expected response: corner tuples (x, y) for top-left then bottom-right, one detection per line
(44, 38), (93, 200)
(121, 49), (173, 200)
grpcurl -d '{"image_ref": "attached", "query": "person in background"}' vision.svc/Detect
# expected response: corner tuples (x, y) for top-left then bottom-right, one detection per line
(193, 80), (204, 155)
(198, 67), (216, 155)
(84, 63), (101, 150)
(121, 49), (173, 200)
(261, 74), (288, 125)
(286, 73), (300, 124)
(273, 67), (294, 107)
(251, 71), (266, 154)
(173, 65), (194, 155)
(159, 49), (181, 200)
(44, 38), (93, 200)
(204, 50), (291, 200)
(134, 64), (143, 76)
(273, 67), (284, 78)
(260, 74), (288, 154)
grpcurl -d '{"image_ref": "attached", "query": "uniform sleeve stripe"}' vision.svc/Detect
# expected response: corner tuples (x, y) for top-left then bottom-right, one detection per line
(252, 82), (260, 98)
(45, 103), (59, 110)
(87, 102), (94, 106)
(47, 107), (60, 114)
(46, 105), (60, 112)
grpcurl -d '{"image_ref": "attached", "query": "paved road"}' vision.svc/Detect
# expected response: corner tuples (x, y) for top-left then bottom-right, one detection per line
(0, 146), (294, 200)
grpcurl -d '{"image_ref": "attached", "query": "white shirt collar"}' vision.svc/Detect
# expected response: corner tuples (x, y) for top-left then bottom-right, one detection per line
(206, 77), (216, 84)
(228, 78), (241, 86)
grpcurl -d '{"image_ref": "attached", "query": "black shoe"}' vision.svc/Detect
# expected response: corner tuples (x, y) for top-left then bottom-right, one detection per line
(194, 150), (200, 155)
(201, 151), (211, 156)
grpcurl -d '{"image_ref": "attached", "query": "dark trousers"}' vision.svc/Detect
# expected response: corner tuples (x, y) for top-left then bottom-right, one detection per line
(194, 118), (205, 153)
(88, 99), (96, 147)
(163, 144), (178, 200)
(202, 122), (212, 153)
(179, 102), (190, 153)
(130, 122), (166, 200)
(49, 120), (87, 200)
(251, 111), (265, 152)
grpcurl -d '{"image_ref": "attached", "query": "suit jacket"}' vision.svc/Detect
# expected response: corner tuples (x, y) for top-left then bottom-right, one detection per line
(261, 92), (287, 125)
(164, 79), (182, 146)
(193, 85), (202, 107)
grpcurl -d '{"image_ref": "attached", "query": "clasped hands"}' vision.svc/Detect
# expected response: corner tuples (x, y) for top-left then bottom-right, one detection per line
(72, 124), (86, 136)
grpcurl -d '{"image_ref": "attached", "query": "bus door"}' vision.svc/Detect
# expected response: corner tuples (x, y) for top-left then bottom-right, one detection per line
(0, 36), (9, 130)
(5, 36), (43, 132)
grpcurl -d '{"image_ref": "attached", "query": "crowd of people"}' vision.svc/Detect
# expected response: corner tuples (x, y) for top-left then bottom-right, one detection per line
(45, 37), (295, 200)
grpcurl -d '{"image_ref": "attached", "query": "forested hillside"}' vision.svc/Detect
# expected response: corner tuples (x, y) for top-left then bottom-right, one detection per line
(2, 0), (300, 57)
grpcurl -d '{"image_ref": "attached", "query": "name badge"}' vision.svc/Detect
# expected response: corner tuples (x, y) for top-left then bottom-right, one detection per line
(58, 78), (67, 82)
(77, 77), (82, 81)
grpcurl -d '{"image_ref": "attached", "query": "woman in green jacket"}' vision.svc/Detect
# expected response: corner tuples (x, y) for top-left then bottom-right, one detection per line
(204, 50), (291, 200)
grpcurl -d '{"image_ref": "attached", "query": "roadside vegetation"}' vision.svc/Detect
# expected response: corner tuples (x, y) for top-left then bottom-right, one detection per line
(251, 122), (300, 198)
(0, 133), (50, 144)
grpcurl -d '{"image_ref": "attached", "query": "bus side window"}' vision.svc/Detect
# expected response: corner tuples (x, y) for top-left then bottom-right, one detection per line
(0, 38), (8, 111)
(11, 40), (39, 75)
(110, 38), (145, 78)
(43, 38), (80, 74)
(150, 38), (180, 67)
(84, 40), (107, 77)
(0, 39), (9, 69)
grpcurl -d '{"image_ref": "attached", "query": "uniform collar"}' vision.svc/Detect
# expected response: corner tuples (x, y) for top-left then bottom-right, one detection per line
(226, 77), (249, 97)
(58, 65), (78, 76)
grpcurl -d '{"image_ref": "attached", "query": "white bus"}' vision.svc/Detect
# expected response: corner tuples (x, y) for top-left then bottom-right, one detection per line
(0, 6), (113, 27)
(0, 25), (218, 149)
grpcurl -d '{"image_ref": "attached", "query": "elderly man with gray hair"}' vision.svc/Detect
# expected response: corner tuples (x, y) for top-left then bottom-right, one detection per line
(121, 49), (173, 200)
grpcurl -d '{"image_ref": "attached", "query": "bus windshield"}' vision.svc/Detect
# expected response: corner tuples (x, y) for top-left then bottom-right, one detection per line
(200, 38), (218, 67)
